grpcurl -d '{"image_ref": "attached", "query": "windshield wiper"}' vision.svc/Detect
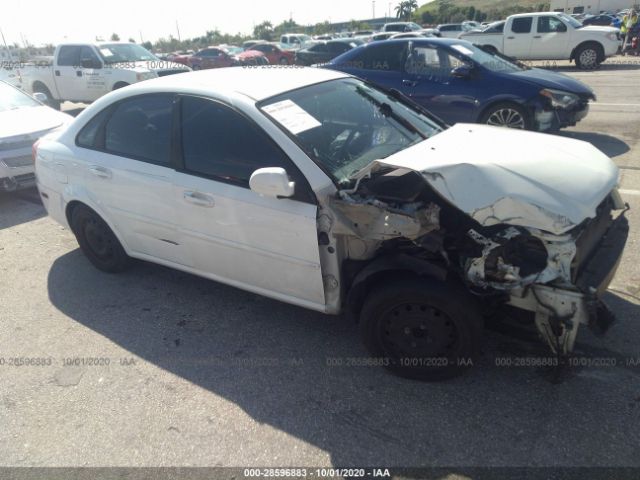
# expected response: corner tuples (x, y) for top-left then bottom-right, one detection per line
(355, 86), (427, 140)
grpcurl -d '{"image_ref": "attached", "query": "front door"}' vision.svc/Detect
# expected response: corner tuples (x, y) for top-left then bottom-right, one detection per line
(172, 95), (325, 306)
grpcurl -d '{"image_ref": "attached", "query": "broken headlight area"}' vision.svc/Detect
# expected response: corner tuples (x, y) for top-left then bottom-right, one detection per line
(463, 226), (576, 291)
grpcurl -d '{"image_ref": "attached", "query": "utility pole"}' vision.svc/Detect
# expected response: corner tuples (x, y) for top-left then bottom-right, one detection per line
(372, 0), (376, 18)
(139, 30), (144, 43)
(0, 27), (14, 61)
(176, 21), (181, 41)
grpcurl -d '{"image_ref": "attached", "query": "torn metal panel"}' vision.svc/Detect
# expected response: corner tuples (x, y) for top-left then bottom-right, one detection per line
(465, 228), (576, 290)
(330, 193), (440, 242)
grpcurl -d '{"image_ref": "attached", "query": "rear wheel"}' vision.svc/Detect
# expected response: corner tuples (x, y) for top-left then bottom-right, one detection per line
(113, 82), (129, 90)
(70, 205), (131, 273)
(359, 278), (483, 381)
(480, 102), (530, 130)
(279, 57), (289, 65)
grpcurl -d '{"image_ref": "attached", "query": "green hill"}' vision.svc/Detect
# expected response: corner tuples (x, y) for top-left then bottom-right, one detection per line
(416, 0), (550, 22)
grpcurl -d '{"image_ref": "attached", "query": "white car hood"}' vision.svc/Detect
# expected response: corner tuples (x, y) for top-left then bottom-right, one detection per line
(581, 25), (619, 33)
(362, 124), (618, 235)
(0, 106), (72, 140)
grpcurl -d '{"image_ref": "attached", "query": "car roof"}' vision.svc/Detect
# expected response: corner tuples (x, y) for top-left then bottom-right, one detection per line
(119, 67), (349, 102)
(510, 12), (562, 18)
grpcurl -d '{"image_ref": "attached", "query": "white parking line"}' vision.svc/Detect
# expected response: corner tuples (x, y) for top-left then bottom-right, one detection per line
(592, 103), (640, 107)
(618, 189), (640, 196)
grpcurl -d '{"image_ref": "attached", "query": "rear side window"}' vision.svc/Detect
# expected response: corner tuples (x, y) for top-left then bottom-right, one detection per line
(57, 46), (81, 67)
(328, 42), (350, 54)
(350, 43), (407, 70)
(309, 44), (329, 53)
(511, 17), (533, 33)
(76, 107), (112, 148)
(104, 94), (174, 165)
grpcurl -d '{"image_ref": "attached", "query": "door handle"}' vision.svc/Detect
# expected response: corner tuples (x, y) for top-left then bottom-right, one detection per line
(76, 70), (83, 77)
(507, 36), (515, 39)
(88, 165), (112, 179)
(55, 70), (60, 76)
(183, 191), (215, 207)
(402, 79), (418, 87)
(533, 35), (542, 39)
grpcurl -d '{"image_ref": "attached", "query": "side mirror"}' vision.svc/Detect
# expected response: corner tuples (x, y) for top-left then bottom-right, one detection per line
(451, 65), (473, 79)
(249, 167), (295, 198)
(81, 58), (101, 69)
(33, 92), (48, 104)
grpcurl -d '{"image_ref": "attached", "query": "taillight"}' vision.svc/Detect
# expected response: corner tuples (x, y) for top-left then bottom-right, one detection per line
(32, 139), (41, 163)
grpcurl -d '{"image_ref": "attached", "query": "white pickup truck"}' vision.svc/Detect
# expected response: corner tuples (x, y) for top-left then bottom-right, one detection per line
(460, 12), (620, 69)
(22, 42), (190, 109)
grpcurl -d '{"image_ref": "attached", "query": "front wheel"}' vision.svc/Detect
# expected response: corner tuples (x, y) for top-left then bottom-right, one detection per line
(359, 278), (483, 381)
(479, 102), (530, 130)
(575, 44), (602, 70)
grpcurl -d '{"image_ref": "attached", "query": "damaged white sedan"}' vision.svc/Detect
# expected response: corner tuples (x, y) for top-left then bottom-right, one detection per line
(35, 67), (629, 380)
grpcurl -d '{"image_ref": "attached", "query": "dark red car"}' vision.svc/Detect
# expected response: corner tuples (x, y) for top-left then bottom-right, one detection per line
(188, 47), (237, 69)
(188, 46), (268, 70)
(167, 51), (193, 66)
(247, 43), (296, 65)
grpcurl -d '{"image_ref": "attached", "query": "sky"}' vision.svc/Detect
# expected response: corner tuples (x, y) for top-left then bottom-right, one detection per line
(1, 0), (433, 47)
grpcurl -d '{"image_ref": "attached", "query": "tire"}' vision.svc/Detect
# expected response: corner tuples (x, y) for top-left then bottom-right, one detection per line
(479, 102), (531, 130)
(33, 83), (60, 110)
(70, 205), (131, 273)
(575, 43), (602, 70)
(279, 57), (289, 65)
(359, 278), (483, 381)
(482, 45), (498, 55)
(113, 82), (129, 90)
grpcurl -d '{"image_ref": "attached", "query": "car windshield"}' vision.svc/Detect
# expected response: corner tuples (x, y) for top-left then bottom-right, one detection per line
(558, 13), (582, 28)
(98, 43), (158, 63)
(450, 43), (524, 73)
(0, 81), (40, 111)
(259, 78), (443, 184)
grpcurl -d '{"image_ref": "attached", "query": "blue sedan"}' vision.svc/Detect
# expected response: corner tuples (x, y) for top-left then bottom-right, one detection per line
(323, 38), (595, 131)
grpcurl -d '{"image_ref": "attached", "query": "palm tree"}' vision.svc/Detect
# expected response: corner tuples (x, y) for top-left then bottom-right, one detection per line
(395, 1), (407, 19)
(405, 0), (418, 18)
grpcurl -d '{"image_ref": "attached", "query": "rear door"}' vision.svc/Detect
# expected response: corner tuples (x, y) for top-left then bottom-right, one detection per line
(172, 95), (325, 306)
(403, 42), (478, 123)
(532, 15), (570, 59)
(337, 41), (408, 91)
(504, 17), (534, 58)
(76, 93), (188, 265)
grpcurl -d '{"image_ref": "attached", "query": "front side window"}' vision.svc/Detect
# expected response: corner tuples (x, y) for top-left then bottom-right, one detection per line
(104, 95), (173, 165)
(180, 96), (303, 192)
(259, 79), (442, 185)
(512, 17), (533, 33)
(57, 46), (81, 67)
(538, 16), (567, 33)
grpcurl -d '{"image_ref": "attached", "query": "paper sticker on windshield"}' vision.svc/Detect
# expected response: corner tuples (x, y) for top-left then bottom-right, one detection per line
(451, 45), (474, 56)
(99, 48), (114, 57)
(262, 99), (321, 134)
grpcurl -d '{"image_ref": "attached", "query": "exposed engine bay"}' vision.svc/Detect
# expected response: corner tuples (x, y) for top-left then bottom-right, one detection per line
(330, 168), (629, 356)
